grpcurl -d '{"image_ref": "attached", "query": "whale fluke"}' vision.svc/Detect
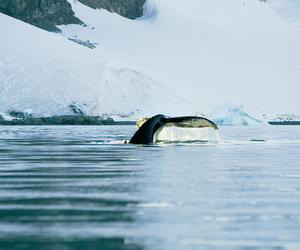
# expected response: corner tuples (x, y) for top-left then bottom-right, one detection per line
(129, 114), (218, 144)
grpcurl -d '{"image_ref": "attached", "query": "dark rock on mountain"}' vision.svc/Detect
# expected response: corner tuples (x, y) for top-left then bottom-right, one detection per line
(0, 0), (145, 32)
(0, 115), (135, 125)
(7, 109), (32, 119)
(0, 0), (82, 32)
(68, 38), (98, 49)
(69, 103), (85, 116)
(78, 0), (145, 19)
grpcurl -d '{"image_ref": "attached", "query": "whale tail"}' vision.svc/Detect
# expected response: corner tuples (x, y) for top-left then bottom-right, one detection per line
(130, 115), (218, 144)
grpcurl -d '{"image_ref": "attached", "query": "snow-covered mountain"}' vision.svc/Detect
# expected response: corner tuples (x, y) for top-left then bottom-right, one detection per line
(0, 12), (188, 120)
(1, 0), (300, 120)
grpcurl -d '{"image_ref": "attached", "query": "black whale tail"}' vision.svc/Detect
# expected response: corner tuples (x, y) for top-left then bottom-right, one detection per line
(129, 114), (218, 145)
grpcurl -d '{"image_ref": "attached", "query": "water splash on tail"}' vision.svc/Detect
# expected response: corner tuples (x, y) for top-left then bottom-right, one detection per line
(154, 127), (220, 143)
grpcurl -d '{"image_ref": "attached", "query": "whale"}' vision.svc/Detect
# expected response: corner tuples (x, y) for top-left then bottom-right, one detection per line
(129, 114), (218, 144)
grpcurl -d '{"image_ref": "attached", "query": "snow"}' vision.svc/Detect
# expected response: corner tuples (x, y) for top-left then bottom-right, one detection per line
(0, 13), (187, 120)
(267, 0), (300, 26)
(61, 0), (300, 115)
(265, 113), (300, 122)
(1, 0), (300, 120)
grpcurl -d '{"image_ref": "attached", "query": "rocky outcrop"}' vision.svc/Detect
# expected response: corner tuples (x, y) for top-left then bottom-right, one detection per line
(0, 0), (145, 32)
(0, 115), (135, 125)
(0, 0), (82, 32)
(78, 0), (145, 20)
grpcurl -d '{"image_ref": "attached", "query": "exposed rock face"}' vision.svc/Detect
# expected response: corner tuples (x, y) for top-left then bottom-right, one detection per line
(0, 0), (145, 32)
(0, 0), (82, 32)
(78, 0), (145, 19)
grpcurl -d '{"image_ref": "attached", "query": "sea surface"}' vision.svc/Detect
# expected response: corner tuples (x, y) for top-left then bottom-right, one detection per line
(0, 125), (299, 250)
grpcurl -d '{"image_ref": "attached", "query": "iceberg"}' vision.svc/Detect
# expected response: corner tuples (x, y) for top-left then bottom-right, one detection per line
(211, 104), (263, 126)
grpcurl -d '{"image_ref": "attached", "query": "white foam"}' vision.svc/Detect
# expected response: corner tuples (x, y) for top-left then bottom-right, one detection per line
(137, 202), (173, 208)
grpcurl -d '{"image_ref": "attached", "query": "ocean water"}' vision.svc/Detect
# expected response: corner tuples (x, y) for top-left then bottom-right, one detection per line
(0, 125), (299, 250)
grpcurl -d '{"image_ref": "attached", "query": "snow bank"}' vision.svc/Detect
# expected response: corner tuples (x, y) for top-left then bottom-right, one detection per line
(264, 113), (300, 122)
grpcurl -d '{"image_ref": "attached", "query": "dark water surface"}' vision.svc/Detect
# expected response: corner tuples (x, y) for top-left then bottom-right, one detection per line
(0, 126), (300, 250)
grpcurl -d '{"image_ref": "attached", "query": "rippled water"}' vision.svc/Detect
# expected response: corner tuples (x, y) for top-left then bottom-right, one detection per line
(0, 125), (300, 250)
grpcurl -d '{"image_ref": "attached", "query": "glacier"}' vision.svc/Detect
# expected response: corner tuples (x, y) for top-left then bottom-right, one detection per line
(1, 0), (300, 120)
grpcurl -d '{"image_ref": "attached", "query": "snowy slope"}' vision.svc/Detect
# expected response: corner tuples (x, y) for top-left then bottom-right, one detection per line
(267, 0), (300, 26)
(1, 0), (300, 120)
(60, 0), (300, 116)
(0, 13), (186, 120)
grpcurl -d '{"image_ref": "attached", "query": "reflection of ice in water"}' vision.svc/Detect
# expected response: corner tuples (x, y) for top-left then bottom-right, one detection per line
(155, 127), (220, 142)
